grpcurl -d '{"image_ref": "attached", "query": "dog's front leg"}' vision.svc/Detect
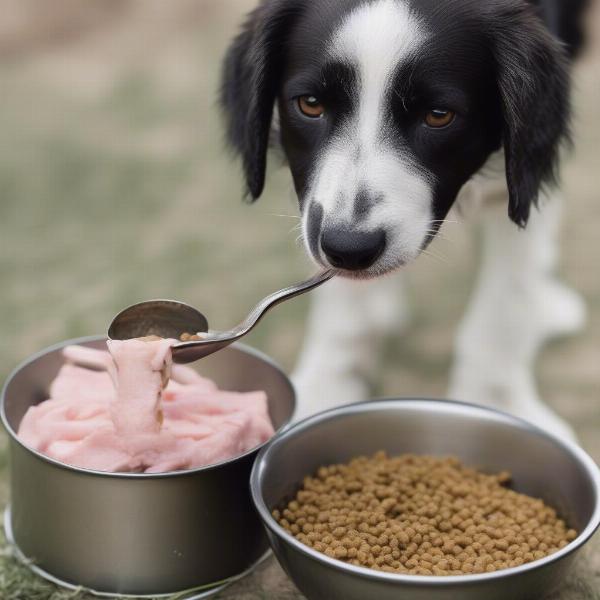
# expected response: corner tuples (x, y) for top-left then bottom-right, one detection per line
(449, 189), (586, 441)
(292, 274), (407, 420)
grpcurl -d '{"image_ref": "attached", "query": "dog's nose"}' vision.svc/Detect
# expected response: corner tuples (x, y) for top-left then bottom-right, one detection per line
(320, 227), (386, 271)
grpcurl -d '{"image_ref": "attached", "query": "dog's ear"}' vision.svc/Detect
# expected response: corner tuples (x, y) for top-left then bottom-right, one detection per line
(221, 1), (305, 200)
(489, 3), (571, 227)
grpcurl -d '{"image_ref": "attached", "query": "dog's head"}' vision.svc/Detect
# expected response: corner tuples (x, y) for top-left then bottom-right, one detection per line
(221, 0), (570, 277)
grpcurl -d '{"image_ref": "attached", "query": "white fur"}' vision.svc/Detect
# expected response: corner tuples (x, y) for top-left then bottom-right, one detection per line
(448, 176), (586, 442)
(303, 0), (433, 273)
(330, 0), (424, 151)
(293, 273), (409, 420)
(290, 1), (585, 441)
(294, 157), (586, 440)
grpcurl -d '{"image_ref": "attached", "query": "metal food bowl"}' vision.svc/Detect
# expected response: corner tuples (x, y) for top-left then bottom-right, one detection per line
(1, 336), (295, 597)
(251, 399), (600, 600)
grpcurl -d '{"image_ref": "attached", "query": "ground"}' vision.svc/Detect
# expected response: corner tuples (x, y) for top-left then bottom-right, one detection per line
(0, 2), (598, 599)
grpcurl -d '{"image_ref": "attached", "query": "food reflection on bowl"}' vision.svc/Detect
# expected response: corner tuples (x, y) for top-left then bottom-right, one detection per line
(251, 399), (600, 600)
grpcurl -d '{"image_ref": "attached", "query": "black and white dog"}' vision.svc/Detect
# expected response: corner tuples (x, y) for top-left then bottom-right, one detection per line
(221, 0), (589, 440)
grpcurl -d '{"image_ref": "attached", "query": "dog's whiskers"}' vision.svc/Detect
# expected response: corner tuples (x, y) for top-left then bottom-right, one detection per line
(425, 229), (454, 244)
(267, 213), (301, 220)
(419, 247), (449, 265)
(429, 219), (461, 227)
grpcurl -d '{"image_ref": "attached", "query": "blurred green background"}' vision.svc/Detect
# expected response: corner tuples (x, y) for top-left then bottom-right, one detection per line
(0, 1), (598, 598)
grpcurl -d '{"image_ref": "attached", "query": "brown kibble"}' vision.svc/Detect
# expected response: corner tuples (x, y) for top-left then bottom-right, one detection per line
(275, 453), (576, 577)
(179, 332), (204, 342)
(566, 529), (577, 541)
(495, 539), (509, 551)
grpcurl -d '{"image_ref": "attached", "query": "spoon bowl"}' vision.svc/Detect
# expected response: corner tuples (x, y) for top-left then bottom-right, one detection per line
(108, 271), (334, 363)
(107, 299), (209, 341)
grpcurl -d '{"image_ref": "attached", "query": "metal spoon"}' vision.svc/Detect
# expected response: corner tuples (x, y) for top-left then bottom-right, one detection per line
(108, 270), (334, 363)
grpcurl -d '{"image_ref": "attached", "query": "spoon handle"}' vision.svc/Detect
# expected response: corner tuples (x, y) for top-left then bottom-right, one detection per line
(229, 270), (334, 338)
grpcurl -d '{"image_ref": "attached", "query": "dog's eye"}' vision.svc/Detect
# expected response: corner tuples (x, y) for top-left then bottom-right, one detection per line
(298, 95), (325, 118)
(425, 109), (455, 128)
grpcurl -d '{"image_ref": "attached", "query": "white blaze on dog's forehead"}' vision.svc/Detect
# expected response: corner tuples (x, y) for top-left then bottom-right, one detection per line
(331, 0), (426, 146)
(303, 0), (434, 273)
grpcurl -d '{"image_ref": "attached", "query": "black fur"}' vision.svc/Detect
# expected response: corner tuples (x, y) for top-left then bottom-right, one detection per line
(220, 0), (308, 200)
(487, 1), (572, 226)
(221, 0), (587, 231)
(528, 0), (589, 59)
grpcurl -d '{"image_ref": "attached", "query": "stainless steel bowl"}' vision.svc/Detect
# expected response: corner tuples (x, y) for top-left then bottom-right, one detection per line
(1, 336), (295, 597)
(251, 399), (600, 600)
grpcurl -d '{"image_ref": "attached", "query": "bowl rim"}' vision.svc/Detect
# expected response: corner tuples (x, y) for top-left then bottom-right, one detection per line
(250, 397), (600, 586)
(0, 334), (296, 479)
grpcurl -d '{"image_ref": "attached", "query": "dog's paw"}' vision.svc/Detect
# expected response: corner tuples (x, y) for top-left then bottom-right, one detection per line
(448, 370), (578, 443)
(515, 400), (578, 443)
(536, 279), (587, 341)
(291, 371), (369, 422)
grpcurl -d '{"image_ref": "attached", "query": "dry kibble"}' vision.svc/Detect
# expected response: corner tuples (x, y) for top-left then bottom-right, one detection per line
(274, 453), (576, 576)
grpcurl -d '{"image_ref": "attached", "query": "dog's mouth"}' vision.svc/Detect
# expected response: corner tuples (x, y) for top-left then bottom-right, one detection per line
(304, 242), (415, 280)
(331, 263), (407, 280)
(301, 198), (436, 279)
(303, 224), (432, 280)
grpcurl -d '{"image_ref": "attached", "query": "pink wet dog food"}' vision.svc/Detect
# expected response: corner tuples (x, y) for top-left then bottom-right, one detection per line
(18, 339), (274, 473)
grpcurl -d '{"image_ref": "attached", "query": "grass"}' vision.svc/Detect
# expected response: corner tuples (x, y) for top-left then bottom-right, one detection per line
(1, 2), (599, 599)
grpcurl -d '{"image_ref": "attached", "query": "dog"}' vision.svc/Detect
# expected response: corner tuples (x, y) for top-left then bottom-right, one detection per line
(220, 0), (589, 441)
